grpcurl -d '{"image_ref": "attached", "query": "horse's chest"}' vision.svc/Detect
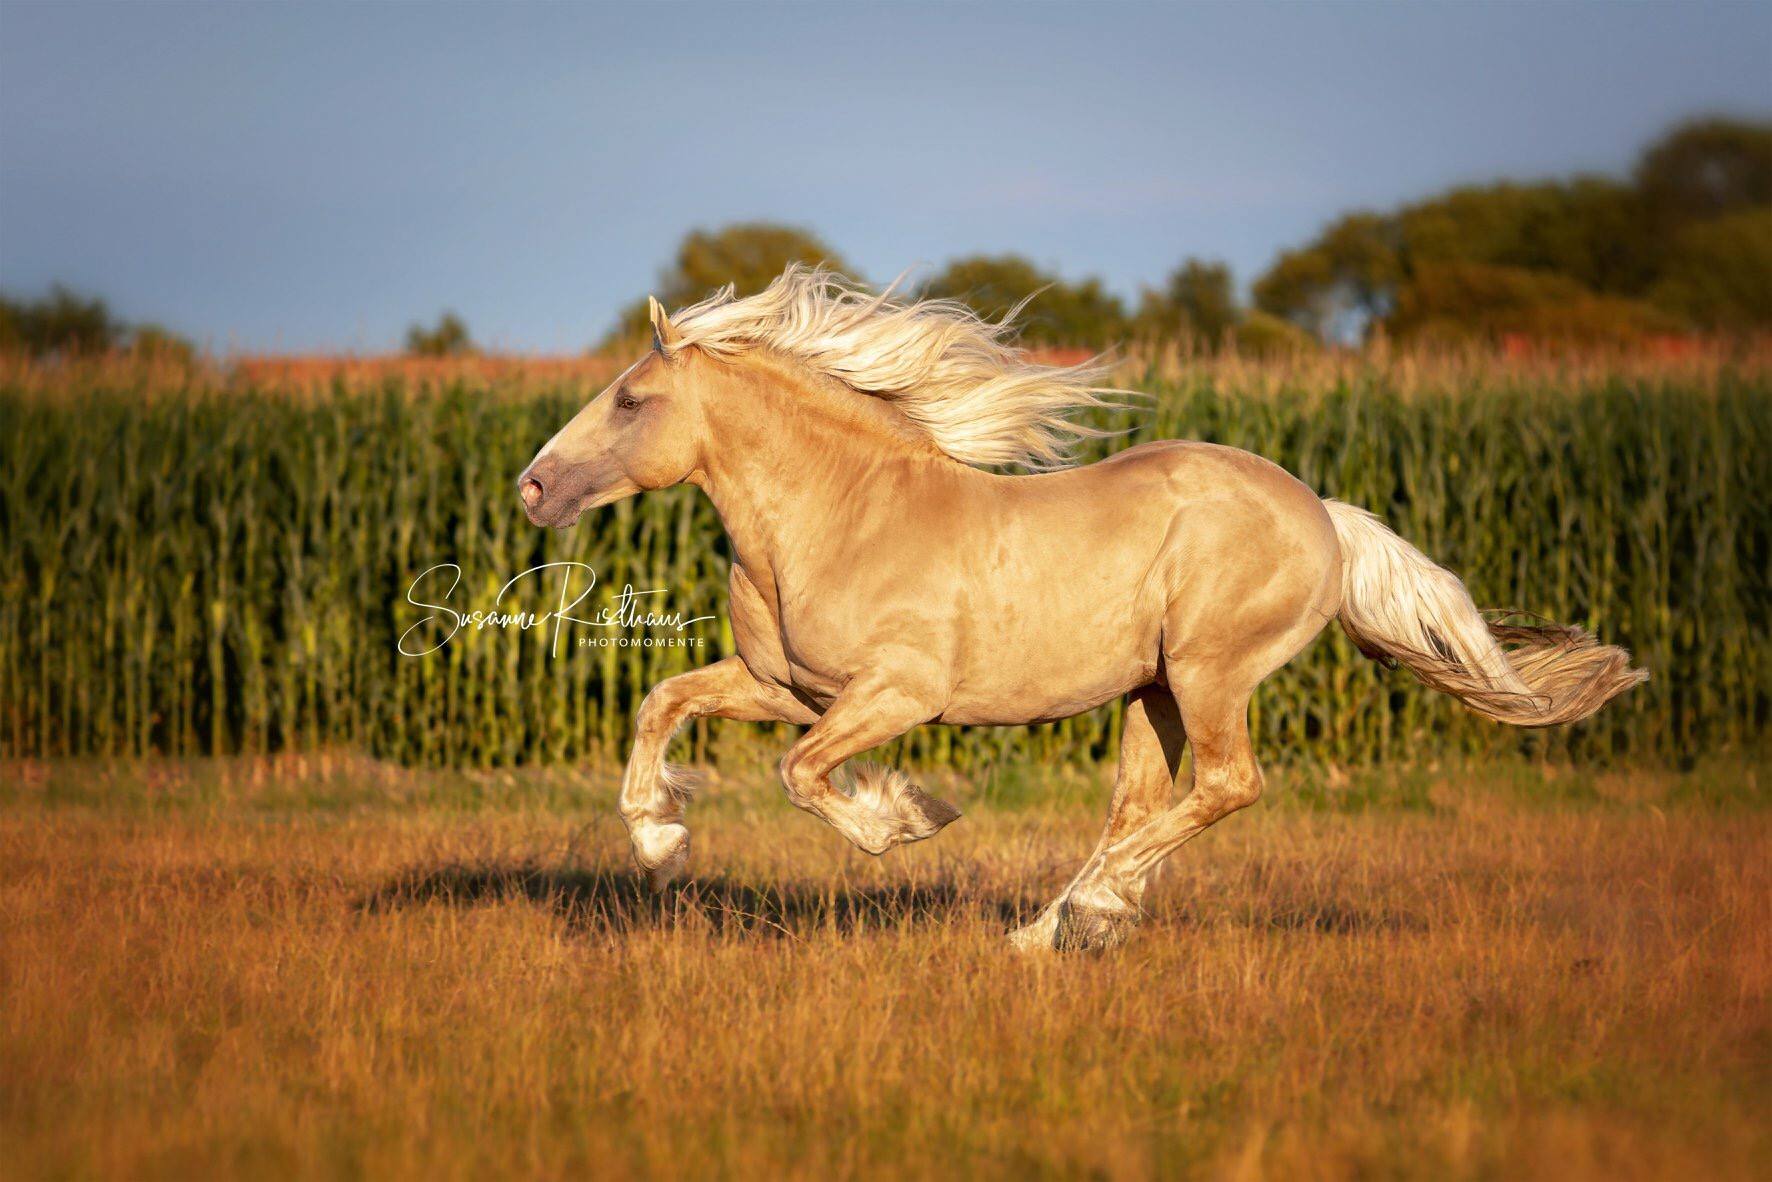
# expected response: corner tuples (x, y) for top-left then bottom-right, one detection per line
(727, 564), (790, 680)
(727, 563), (859, 702)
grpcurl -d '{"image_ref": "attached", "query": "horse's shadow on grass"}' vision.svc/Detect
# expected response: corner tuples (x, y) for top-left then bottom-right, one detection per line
(359, 864), (1427, 941)
(360, 864), (1032, 939)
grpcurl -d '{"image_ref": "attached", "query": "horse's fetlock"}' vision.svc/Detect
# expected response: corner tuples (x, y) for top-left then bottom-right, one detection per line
(1054, 886), (1140, 953)
(1195, 770), (1262, 819)
(1222, 777), (1262, 813)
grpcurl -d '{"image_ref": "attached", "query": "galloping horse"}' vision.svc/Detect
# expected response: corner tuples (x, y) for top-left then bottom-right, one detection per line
(519, 267), (1645, 952)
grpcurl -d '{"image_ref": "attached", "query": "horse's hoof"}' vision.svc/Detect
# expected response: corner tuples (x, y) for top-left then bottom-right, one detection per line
(1007, 908), (1062, 953)
(647, 858), (686, 892)
(1052, 891), (1138, 954)
(631, 819), (690, 889)
(896, 783), (963, 842)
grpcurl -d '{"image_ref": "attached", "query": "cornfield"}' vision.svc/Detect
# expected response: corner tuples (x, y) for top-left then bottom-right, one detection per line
(2, 351), (1766, 768)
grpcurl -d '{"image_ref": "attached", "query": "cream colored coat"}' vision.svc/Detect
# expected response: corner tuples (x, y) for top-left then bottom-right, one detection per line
(520, 273), (1643, 952)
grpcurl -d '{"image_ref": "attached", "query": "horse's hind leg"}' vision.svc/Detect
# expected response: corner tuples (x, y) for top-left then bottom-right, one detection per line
(1008, 686), (1184, 951)
(619, 657), (815, 887)
(1054, 684), (1263, 952)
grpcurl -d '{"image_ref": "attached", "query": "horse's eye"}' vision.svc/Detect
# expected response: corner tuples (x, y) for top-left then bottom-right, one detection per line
(616, 394), (639, 411)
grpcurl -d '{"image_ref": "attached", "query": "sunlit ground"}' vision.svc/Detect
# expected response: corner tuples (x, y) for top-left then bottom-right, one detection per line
(2, 755), (1765, 1180)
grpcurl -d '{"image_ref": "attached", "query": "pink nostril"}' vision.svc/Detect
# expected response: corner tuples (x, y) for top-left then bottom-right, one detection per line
(520, 478), (544, 508)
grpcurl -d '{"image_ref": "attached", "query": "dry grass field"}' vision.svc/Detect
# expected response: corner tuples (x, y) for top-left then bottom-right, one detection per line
(2, 754), (1766, 1180)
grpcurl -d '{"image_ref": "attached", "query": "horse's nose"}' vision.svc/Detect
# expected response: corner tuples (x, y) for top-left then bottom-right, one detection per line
(519, 476), (544, 509)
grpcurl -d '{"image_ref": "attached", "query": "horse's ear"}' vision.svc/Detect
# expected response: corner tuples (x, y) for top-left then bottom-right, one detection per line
(648, 296), (681, 353)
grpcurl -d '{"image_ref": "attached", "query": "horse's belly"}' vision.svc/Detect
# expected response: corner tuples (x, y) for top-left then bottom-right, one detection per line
(934, 622), (1158, 725)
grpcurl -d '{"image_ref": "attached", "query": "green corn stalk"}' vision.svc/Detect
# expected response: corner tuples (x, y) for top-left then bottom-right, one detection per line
(0, 360), (1765, 770)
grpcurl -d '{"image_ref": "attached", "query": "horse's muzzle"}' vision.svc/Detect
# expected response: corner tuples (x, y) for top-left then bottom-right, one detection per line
(518, 453), (628, 527)
(517, 457), (567, 526)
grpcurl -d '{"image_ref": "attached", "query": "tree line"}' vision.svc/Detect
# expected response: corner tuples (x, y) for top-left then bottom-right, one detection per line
(603, 117), (1770, 352)
(3, 117), (1764, 360)
(600, 223), (1312, 356)
(1256, 117), (1772, 345)
(0, 286), (194, 362)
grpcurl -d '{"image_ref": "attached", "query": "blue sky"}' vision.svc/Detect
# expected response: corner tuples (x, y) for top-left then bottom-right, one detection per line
(1, 1), (1767, 353)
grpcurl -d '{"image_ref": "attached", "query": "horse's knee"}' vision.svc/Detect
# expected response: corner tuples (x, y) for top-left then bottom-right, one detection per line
(634, 683), (686, 736)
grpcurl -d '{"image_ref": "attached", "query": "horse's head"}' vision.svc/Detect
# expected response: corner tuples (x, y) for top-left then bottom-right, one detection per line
(518, 298), (706, 528)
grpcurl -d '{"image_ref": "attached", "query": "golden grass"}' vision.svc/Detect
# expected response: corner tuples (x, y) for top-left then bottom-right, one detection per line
(1, 757), (1766, 1180)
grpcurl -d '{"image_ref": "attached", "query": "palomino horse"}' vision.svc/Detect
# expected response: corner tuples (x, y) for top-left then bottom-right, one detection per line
(519, 267), (1645, 952)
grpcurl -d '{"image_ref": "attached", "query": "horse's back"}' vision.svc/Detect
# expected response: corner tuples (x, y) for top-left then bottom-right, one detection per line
(919, 439), (1340, 722)
(1095, 438), (1323, 507)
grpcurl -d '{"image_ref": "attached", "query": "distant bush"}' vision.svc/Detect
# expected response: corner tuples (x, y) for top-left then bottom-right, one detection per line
(1230, 310), (1318, 356)
(406, 312), (473, 357)
(0, 286), (126, 356)
(127, 324), (198, 366)
(1253, 212), (1400, 342)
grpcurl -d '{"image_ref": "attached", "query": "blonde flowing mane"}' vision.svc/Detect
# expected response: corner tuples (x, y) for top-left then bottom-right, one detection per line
(663, 265), (1127, 469)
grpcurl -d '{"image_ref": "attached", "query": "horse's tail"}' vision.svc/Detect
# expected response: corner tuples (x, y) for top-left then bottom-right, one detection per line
(1322, 499), (1647, 727)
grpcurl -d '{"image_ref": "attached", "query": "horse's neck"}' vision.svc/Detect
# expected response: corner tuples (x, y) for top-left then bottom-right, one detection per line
(691, 364), (946, 578)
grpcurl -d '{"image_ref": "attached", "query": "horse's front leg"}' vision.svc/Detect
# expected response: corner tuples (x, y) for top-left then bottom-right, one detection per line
(620, 657), (815, 886)
(777, 666), (961, 855)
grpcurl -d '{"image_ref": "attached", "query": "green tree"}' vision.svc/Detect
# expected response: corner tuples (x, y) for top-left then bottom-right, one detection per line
(1397, 178), (1655, 295)
(1254, 117), (1772, 343)
(922, 254), (1127, 348)
(660, 223), (851, 305)
(1248, 247), (1335, 337)
(1650, 208), (1772, 331)
(0, 286), (124, 356)
(603, 223), (851, 348)
(1635, 117), (1772, 228)
(1388, 262), (1677, 346)
(1136, 258), (1238, 347)
(406, 312), (472, 357)
(0, 300), (20, 354)
(1253, 212), (1399, 341)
